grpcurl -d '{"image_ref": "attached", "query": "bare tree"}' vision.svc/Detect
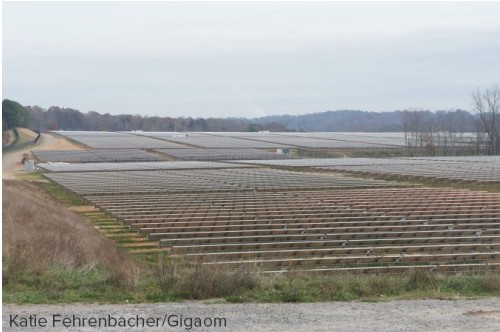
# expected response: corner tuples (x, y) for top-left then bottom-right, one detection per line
(401, 108), (428, 156)
(472, 84), (500, 155)
(436, 109), (468, 155)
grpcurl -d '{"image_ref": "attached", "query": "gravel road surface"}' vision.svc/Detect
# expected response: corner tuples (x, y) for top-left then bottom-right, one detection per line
(3, 298), (500, 331)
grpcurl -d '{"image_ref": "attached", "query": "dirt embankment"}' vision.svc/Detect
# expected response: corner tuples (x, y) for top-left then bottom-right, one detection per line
(2, 129), (15, 146)
(2, 128), (38, 148)
(2, 179), (137, 288)
(2, 132), (84, 179)
(16, 128), (39, 142)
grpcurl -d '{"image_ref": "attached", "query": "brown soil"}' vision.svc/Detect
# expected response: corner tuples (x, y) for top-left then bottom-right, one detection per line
(68, 206), (99, 213)
(16, 128), (38, 141)
(2, 132), (84, 179)
(464, 309), (500, 317)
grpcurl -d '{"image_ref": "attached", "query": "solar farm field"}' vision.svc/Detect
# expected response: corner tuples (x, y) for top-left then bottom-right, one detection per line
(37, 161), (251, 172)
(44, 168), (404, 195)
(38, 133), (500, 273)
(32, 149), (163, 163)
(56, 131), (411, 149)
(84, 187), (500, 273)
(153, 148), (295, 161)
(233, 156), (500, 184)
(54, 131), (190, 148)
(135, 131), (402, 149)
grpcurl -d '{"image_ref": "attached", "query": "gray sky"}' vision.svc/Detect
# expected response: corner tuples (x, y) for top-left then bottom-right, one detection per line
(3, 1), (500, 118)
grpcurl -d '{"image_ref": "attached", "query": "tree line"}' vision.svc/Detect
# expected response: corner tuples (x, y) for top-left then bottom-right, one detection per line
(23, 105), (479, 134)
(3, 84), (499, 155)
(24, 105), (289, 133)
(401, 85), (500, 155)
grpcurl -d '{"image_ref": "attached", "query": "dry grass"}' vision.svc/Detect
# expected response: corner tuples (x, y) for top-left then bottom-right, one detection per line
(154, 255), (260, 300)
(2, 180), (139, 289)
(2, 129), (14, 146)
(151, 257), (500, 302)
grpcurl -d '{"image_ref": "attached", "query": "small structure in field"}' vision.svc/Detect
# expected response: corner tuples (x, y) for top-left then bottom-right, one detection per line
(24, 160), (36, 171)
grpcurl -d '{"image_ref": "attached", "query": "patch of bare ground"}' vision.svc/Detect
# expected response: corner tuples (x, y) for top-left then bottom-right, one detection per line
(37, 132), (87, 151)
(68, 206), (99, 213)
(464, 309), (500, 317)
(16, 128), (38, 141)
(2, 132), (84, 179)
(2, 179), (138, 289)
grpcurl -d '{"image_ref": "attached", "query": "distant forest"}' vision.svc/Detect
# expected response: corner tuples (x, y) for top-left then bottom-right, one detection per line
(24, 104), (479, 133)
(6, 83), (499, 154)
(25, 105), (287, 132)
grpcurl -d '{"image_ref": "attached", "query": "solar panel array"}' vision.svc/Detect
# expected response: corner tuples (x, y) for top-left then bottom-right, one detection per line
(133, 131), (405, 148)
(230, 158), (407, 167)
(154, 148), (294, 161)
(54, 130), (483, 150)
(221, 133), (399, 148)
(38, 161), (250, 172)
(230, 156), (500, 183)
(81, 187), (500, 273)
(318, 164), (500, 183)
(45, 168), (403, 195)
(32, 149), (163, 163)
(54, 131), (190, 148)
(141, 134), (289, 149)
(200, 132), (406, 147)
(295, 132), (407, 146)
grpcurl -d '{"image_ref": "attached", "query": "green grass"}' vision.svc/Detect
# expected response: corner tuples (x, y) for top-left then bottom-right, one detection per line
(16, 171), (78, 202)
(295, 148), (409, 159)
(229, 270), (500, 303)
(419, 178), (500, 193)
(3, 267), (123, 304)
(15, 171), (46, 182)
(36, 175), (88, 206)
(5, 262), (498, 304)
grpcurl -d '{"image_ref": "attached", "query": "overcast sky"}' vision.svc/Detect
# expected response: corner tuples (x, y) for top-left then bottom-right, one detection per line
(3, 2), (500, 118)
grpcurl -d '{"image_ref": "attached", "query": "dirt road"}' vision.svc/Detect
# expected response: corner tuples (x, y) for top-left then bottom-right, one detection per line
(2, 132), (83, 179)
(3, 298), (500, 331)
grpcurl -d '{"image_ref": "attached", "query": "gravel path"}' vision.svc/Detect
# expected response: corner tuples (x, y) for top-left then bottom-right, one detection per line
(3, 299), (500, 331)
